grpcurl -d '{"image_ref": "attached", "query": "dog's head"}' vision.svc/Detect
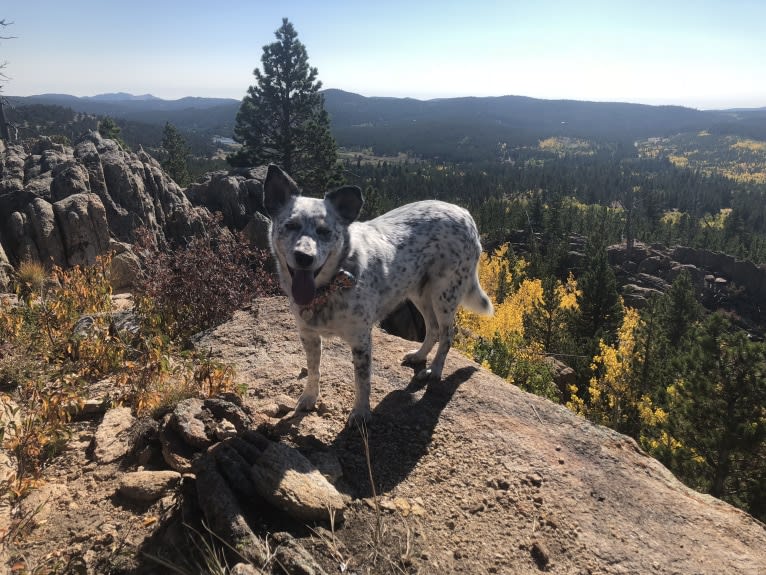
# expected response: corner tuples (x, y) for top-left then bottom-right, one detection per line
(263, 164), (363, 306)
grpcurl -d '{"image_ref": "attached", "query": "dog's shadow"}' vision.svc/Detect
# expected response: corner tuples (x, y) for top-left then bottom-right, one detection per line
(330, 365), (476, 498)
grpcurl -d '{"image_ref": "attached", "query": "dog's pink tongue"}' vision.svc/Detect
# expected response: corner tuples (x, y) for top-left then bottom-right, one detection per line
(292, 269), (316, 306)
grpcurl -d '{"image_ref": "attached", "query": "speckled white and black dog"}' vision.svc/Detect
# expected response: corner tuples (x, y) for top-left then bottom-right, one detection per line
(263, 165), (494, 423)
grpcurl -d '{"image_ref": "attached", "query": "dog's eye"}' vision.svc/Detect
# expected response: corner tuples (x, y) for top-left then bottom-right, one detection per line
(316, 227), (332, 239)
(284, 221), (301, 231)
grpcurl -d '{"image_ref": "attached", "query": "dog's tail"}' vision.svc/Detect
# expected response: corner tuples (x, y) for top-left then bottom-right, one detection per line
(461, 269), (494, 316)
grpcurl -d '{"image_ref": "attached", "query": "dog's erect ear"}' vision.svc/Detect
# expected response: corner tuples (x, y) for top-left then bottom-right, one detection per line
(263, 164), (300, 217)
(325, 185), (363, 224)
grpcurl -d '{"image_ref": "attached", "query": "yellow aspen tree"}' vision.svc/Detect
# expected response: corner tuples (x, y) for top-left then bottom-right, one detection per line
(579, 307), (666, 437)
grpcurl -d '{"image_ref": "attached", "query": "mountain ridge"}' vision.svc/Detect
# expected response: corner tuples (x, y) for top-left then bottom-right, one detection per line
(6, 90), (766, 161)
(12, 89), (765, 111)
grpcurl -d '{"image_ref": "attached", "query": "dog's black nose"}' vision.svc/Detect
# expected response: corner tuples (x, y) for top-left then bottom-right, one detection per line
(294, 251), (314, 268)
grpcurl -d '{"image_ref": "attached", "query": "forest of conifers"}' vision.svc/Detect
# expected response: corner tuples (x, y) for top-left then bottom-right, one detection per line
(345, 137), (766, 264)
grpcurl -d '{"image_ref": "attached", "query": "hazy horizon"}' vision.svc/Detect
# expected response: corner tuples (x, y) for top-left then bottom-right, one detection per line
(3, 0), (765, 111)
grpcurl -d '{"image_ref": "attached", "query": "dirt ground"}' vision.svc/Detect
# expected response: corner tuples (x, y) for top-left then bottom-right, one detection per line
(2, 296), (766, 574)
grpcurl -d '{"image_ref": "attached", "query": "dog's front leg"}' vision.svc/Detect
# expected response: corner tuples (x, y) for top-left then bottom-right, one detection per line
(296, 329), (321, 412)
(348, 331), (372, 424)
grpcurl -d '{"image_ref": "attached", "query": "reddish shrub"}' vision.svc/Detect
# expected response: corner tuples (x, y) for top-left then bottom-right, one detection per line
(134, 213), (278, 345)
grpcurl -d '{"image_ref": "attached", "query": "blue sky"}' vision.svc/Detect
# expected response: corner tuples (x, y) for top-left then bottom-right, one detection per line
(2, 0), (765, 109)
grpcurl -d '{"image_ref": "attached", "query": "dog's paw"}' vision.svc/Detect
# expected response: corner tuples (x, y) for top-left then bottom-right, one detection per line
(294, 393), (318, 414)
(401, 350), (425, 365)
(402, 353), (428, 370)
(347, 406), (371, 427)
(415, 367), (442, 381)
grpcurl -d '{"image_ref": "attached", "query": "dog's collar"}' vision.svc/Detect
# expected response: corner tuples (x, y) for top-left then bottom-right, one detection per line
(298, 269), (356, 319)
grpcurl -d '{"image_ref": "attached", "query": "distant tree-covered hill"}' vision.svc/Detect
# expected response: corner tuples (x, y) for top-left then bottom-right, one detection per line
(5, 90), (766, 162)
(6, 93), (240, 143)
(322, 89), (766, 161)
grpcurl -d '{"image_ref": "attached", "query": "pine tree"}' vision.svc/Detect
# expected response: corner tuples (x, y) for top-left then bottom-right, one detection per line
(228, 18), (340, 194)
(98, 117), (123, 145)
(576, 238), (624, 345)
(669, 313), (766, 514)
(660, 269), (701, 346)
(160, 122), (191, 187)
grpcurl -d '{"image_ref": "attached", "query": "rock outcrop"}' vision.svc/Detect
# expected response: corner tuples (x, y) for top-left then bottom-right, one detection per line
(0, 134), (207, 289)
(186, 297), (766, 574)
(499, 232), (765, 329)
(671, 244), (766, 302)
(185, 166), (272, 250)
(185, 166), (267, 231)
(608, 241), (766, 329)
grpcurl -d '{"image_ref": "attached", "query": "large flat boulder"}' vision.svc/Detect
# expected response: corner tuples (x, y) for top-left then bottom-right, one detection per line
(194, 297), (766, 574)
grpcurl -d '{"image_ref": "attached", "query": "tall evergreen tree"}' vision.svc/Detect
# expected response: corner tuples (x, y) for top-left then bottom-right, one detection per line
(160, 122), (191, 187)
(228, 18), (339, 194)
(98, 117), (122, 141)
(659, 269), (701, 346)
(670, 313), (766, 513)
(524, 274), (563, 353)
(576, 237), (624, 345)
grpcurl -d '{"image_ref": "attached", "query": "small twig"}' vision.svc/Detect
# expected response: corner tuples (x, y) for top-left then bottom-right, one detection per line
(531, 403), (544, 425)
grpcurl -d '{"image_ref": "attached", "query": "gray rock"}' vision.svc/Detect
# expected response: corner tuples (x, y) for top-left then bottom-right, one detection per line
(93, 406), (136, 463)
(635, 272), (670, 292)
(0, 243), (12, 291)
(607, 242), (652, 265)
(7, 209), (40, 264)
(52, 193), (110, 267)
(25, 197), (67, 266)
(195, 455), (268, 566)
(160, 414), (196, 473)
(242, 210), (272, 251)
(230, 564), (262, 575)
(169, 398), (212, 449)
(186, 167), (267, 230)
(543, 356), (575, 398)
(666, 263), (705, 287)
(51, 161), (91, 201)
(250, 441), (346, 522)
(108, 240), (142, 290)
(637, 255), (663, 275)
(672, 245), (766, 302)
(272, 532), (329, 575)
(118, 470), (182, 503)
(307, 450), (344, 483)
(622, 283), (663, 308)
(203, 396), (252, 433)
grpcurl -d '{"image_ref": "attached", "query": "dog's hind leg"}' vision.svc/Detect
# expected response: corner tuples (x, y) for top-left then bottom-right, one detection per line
(402, 296), (438, 366)
(295, 330), (322, 413)
(415, 292), (460, 381)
